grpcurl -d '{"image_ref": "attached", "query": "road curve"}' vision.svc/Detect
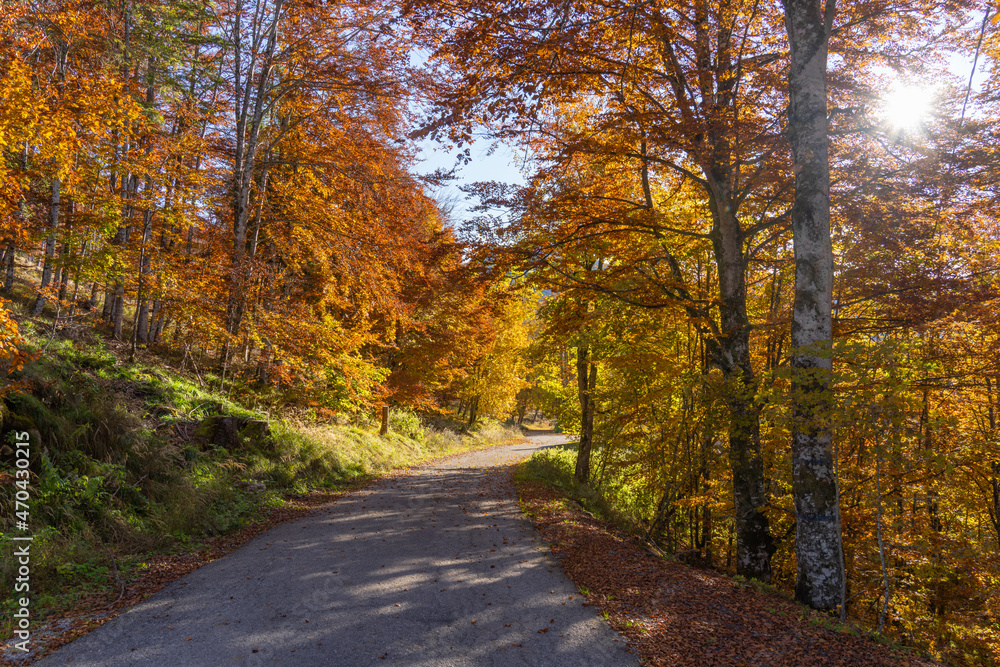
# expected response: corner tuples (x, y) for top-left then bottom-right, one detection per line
(35, 434), (638, 666)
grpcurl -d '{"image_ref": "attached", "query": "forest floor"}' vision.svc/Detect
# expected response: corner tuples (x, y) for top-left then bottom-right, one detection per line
(516, 477), (943, 667)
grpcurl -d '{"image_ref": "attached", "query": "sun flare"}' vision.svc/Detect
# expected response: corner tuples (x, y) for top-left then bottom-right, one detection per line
(883, 83), (934, 130)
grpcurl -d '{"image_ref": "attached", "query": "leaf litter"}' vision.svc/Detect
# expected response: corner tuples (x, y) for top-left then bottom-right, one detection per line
(515, 479), (942, 667)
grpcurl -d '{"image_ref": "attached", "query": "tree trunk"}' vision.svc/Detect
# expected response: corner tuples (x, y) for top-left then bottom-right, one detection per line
(467, 396), (479, 427)
(102, 283), (113, 321)
(58, 239), (71, 302)
(874, 417), (890, 632)
(130, 249), (145, 362)
(136, 298), (150, 342)
(990, 462), (1000, 551)
(32, 178), (60, 315)
(700, 446), (714, 563)
(783, 0), (844, 612)
(112, 280), (125, 340)
(7, 144), (27, 295)
(69, 247), (84, 320)
(574, 345), (597, 485)
(987, 377), (1000, 550)
(147, 299), (161, 342)
(87, 278), (99, 309)
(4, 240), (14, 295)
(135, 207), (154, 345)
(708, 190), (774, 582)
(154, 315), (167, 343)
(226, 0), (284, 339)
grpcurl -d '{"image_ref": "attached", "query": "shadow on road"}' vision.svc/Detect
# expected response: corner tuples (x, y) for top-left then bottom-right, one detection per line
(35, 436), (635, 667)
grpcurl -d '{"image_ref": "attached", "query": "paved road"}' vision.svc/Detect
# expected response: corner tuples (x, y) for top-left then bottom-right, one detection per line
(34, 434), (637, 666)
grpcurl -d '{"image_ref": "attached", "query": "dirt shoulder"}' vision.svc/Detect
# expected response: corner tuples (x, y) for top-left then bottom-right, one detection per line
(515, 479), (942, 667)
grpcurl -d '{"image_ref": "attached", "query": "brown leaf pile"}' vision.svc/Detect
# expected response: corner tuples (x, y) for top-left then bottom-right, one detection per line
(515, 480), (941, 667)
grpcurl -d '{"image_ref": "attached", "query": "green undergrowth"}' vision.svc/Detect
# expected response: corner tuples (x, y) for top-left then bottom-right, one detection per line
(0, 326), (520, 637)
(515, 444), (641, 532)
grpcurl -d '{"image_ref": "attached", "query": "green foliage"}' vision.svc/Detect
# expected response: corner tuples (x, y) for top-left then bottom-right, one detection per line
(518, 443), (654, 536)
(517, 445), (578, 492)
(388, 408), (425, 441)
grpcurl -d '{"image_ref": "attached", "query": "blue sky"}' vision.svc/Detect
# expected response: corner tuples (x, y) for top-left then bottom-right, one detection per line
(414, 136), (527, 225)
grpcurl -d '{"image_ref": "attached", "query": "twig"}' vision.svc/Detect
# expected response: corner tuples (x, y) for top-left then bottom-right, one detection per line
(40, 303), (62, 353)
(188, 350), (205, 388)
(188, 402), (211, 418)
(959, 5), (991, 130)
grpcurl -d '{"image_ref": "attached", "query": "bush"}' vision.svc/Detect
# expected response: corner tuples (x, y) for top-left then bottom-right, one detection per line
(517, 445), (578, 491)
(388, 408), (424, 441)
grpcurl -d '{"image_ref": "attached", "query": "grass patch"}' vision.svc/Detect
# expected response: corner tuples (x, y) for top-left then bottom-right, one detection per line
(515, 443), (578, 489)
(515, 443), (645, 534)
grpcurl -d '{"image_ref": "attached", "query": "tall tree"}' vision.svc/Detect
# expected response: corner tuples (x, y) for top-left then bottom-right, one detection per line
(782, 0), (844, 611)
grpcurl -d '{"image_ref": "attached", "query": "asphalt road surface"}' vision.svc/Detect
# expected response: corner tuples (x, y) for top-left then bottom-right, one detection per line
(34, 434), (638, 666)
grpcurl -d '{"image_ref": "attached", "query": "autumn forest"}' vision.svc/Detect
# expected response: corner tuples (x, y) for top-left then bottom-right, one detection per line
(1, 0), (999, 663)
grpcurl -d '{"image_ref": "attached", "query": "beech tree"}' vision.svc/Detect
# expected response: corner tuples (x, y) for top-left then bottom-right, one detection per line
(0, 0), (520, 414)
(782, 0), (845, 611)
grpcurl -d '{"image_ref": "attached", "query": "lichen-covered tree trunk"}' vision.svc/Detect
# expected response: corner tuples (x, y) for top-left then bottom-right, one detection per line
(783, 0), (844, 611)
